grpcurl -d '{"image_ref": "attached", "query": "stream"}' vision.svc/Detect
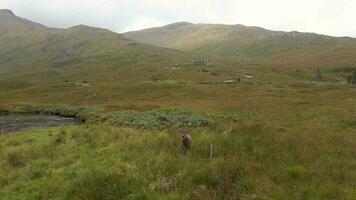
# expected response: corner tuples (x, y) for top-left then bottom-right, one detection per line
(0, 114), (80, 133)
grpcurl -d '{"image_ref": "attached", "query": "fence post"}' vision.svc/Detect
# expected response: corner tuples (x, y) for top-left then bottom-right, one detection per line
(210, 144), (213, 160)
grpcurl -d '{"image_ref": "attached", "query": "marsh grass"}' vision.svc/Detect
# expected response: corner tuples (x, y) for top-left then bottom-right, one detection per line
(0, 111), (354, 200)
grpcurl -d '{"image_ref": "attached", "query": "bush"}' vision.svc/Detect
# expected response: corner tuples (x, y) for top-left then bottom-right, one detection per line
(285, 166), (307, 181)
(94, 109), (237, 130)
(332, 67), (356, 73)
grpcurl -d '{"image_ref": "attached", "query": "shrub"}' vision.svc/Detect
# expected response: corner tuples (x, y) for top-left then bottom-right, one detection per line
(0, 175), (9, 187)
(285, 166), (307, 181)
(332, 67), (356, 73)
(0, 105), (239, 130)
(94, 109), (233, 130)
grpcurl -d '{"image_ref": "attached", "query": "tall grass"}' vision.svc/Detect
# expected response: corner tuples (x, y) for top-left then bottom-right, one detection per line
(0, 115), (355, 199)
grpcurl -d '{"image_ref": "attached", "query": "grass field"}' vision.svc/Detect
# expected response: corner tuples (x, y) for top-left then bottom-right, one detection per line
(0, 66), (355, 199)
(0, 111), (355, 199)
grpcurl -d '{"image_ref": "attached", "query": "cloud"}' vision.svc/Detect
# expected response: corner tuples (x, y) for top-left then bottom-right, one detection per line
(123, 16), (166, 32)
(0, 0), (355, 37)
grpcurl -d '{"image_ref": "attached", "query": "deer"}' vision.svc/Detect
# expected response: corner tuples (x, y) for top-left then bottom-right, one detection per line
(181, 130), (192, 153)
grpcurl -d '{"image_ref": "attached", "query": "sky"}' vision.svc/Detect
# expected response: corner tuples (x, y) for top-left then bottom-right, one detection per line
(1, 0), (356, 37)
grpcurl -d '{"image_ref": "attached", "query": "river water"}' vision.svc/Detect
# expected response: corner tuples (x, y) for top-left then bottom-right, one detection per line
(0, 114), (80, 133)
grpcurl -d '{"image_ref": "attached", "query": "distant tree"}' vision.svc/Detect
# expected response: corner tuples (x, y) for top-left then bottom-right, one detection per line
(315, 67), (323, 82)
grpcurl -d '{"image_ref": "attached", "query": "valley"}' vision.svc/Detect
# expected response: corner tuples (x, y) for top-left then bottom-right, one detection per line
(0, 9), (355, 200)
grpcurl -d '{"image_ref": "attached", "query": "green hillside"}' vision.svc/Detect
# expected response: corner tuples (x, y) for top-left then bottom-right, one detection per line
(124, 22), (356, 67)
(0, 10), (194, 83)
(0, 10), (249, 108)
(0, 10), (355, 108)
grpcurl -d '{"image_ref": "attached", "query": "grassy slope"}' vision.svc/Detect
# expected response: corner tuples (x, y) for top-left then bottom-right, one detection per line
(124, 22), (356, 67)
(0, 108), (355, 199)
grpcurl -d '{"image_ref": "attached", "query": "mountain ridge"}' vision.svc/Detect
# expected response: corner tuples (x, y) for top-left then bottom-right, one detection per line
(126, 21), (355, 39)
(124, 22), (356, 67)
(0, 9), (46, 32)
(1, 8), (356, 85)
(0, 9), (193, 83)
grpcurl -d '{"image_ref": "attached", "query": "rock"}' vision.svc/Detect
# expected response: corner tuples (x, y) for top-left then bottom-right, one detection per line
(64, 48), (74, 58)
(244, 74), (254, 78)
(75, 81), (92, 87)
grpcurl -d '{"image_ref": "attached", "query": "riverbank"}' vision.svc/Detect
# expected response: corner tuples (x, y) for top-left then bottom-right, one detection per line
(0, 105), (101, 122)
(0, 105), (240, 131)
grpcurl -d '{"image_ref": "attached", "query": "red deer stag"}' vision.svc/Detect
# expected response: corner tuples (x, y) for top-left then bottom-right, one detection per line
(181, 131), (192, 153)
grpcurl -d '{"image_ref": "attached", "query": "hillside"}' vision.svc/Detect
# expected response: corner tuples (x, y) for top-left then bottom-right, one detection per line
(0, 10), (250, 107)
(0, 10), (192, 83)
(124, 22), (356, 67)
(0, 10), (355, 107)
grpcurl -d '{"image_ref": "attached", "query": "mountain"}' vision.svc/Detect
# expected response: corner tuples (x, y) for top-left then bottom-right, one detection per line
(0, 10), (191, 83)
(0, 9), (45, 35)
(124, 22), (356, 67)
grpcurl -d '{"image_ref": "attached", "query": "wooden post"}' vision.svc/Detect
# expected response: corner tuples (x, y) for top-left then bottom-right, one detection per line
(210, 144), (213, 160)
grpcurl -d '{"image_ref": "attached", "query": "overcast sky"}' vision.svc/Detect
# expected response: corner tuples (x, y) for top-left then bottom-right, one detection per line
(1, 0), (355, 37)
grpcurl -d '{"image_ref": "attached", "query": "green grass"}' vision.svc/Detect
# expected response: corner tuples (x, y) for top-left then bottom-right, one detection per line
(0, 95), (355, 200)
(0, 60), (355, 200)
(0, 114), (355, 199)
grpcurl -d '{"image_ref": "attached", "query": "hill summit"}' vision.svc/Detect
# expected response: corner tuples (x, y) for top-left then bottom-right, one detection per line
(0, 9), (15, 15)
